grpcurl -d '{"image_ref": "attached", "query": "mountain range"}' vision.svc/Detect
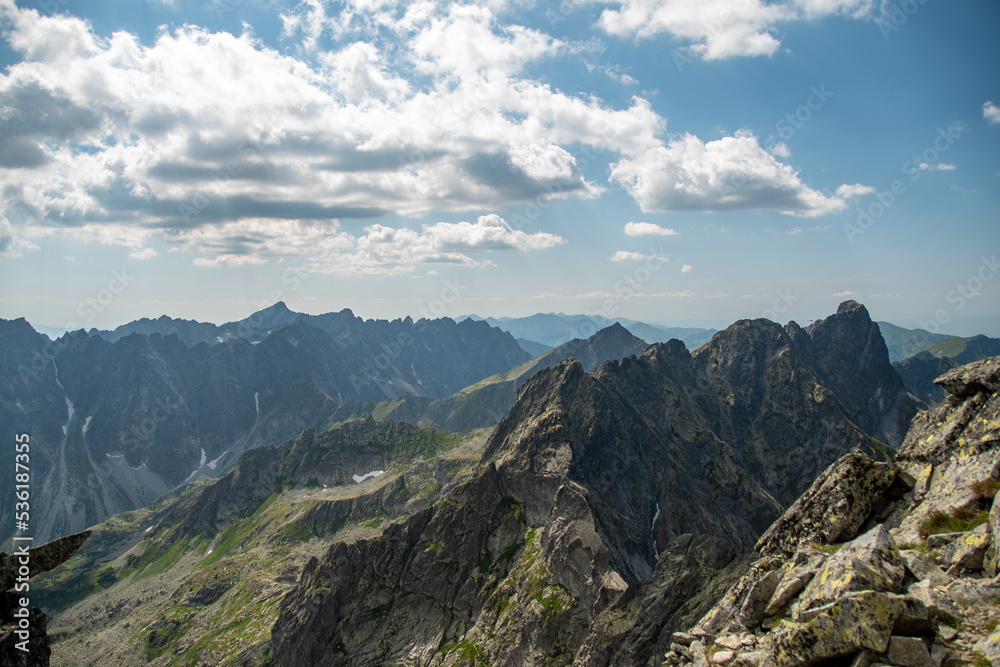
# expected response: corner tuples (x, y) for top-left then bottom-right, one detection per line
(28, 300), (938, 667)
(0, 306), (530, 544)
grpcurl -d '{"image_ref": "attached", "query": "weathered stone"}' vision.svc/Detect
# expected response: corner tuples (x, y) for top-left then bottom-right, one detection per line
(765, 559), (821, 616)
(738, 570), (781, 628)
(937, 624), (957, 641)
(898, 549), (951, 587)
(975, 629), (1000, 664)
(710, 649), (735, 664)
(934, 356), (1000, 399)
(986, 494), (1000, 576)
(905, 581), (959, 623)
(850, 650), (878, 667)
(925, 533), (964, 549)
(731, 651), (764, 667)
(673, 632), (698, 646)
(715, 635), (743, 650)
(762, 591), (911, 666)
(890, 595), (933, 637)
(887, 635), (933, 667)
(797, 525), (905, 612)
(672, 642), (693, 659)
(756, 453), (900, 558)
(690, 639), (711, 667)
(929, 644), (952, 667)
(945, 523), (991, 574)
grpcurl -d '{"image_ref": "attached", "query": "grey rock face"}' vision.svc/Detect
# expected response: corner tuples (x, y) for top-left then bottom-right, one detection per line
(268, 303), (916, 666)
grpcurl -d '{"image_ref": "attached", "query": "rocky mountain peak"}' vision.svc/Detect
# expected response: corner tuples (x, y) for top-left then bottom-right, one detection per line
(836, 298), (866, 314)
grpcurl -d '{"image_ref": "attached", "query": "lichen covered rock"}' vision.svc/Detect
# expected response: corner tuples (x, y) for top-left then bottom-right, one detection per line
(794, 525), (905, 614)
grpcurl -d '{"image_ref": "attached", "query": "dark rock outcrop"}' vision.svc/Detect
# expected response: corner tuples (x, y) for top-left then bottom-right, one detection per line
(0, 531), (90, 667)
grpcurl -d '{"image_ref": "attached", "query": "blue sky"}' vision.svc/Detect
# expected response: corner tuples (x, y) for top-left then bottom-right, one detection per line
(0, 0), (998, 335)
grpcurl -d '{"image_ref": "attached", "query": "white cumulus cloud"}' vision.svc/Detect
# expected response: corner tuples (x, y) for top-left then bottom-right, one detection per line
(623, 221), (679, 236)
(610, 131), (848, 217)
(984, 101), (1000, 125)
(594, 0), (876, 60)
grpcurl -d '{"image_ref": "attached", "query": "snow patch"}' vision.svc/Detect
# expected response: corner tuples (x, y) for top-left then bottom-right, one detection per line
(207, 449), (229, 471)
(216, 336), (224, 343)
(184, 448), (207, 481)
(82, 415), (93, 435)
(254, 391), (259, 415)
(352, 470), (384, 484)
(145, 525), (154, 533)
(132, 462), (147, 471)
(105, 453), (125, 459)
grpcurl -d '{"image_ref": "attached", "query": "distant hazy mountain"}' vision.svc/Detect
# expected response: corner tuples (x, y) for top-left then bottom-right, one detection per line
(875, 321), (955, 362)
(514, 337), (552, 357)
(330, 322), (650, 432)
(463, 312), (716, 350)
(886, 331), (1000, 404)
(0, 306), (529, 544)
(924, 333), (1000, 365)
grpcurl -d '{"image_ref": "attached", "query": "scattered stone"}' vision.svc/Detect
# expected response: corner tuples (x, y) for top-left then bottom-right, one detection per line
(905, 580), (960, 623)
(690, 639), (710, 667)
(731, 651), (764, 667)
(755, 453), (900, 557)
(929, 644), (952, 667)
(887, 635), (933, 667)
(715, 635), (743, 650)
(945, 524), (991, 575)
(850, 650), (878, 667)
(671, 642), (693, 659)
(899, 550), (951, 587)
(672, 632), (698, 646)
(937, 624), (958, 642)
(975, 629), (1000, 664)
(765, 559), (821, 616)
(738, 570), (781, 627)
(926, 533), (964, 549)
(710, 649), (735, 664)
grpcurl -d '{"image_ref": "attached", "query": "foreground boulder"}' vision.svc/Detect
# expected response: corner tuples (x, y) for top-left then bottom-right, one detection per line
(666, 356), (1000, 667)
